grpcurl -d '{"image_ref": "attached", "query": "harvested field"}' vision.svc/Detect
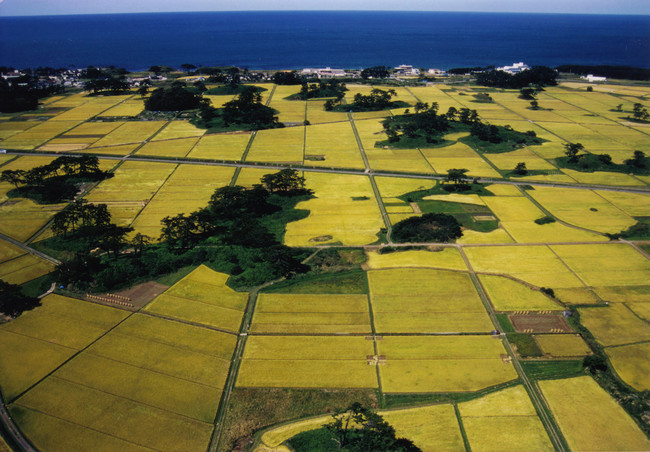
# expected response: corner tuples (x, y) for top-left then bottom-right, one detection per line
(534, 334), (592, 357)
(508, 314), (571, 333)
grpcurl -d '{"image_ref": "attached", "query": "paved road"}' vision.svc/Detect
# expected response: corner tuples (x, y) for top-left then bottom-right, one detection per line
(0, 232), (61, 265)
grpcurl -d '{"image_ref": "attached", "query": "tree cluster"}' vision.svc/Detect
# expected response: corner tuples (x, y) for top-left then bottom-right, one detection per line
(145, 82), (204, 111)
(1, 155), (111, 203)
(290, 403), (420, 451)
(196, 86), (280, 130)
(52, 200), (134, 257)
(84, 77), (130, 95)
(382, 102), (449, 144)
(296, 80), (347, 100)
(273, 71), (303, 85)
(0, 74), (63, 113)
(392, 213), (463, 243)
(0, 279), (40, 318)
(360, 66), (391, 79)
(631, 103), (649, 122)
(476, 66), (558, 89)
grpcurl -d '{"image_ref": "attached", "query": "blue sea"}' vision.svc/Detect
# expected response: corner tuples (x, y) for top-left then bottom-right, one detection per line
(0, 11), (649, 70)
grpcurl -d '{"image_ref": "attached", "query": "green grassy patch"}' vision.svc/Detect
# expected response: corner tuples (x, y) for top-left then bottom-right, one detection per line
(555, 154), (650, 176)
(20, 274), (53, 298)
(417, 200), (498, 233)
(607, 217), (650, 240)
(496, 314), (515, 333)
(288, 428), (338, 452)
(519, 360), (584, 380)
(261, 269), (369, 294)
(383, 380), (521, 409)
(154, 265), (196, 286)
(205, 85), (266, 96)
(218, 388), (378, 452)
(507, 333), (544, 358)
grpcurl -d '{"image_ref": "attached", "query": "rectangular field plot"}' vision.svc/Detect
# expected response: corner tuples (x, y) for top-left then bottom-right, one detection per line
(97, 98), (145, 117)
(246, 126), (304, 163)
(594, 191), (650, 217)
(464, 245), (585, 290)
(129, 164), (233, 237)
(251, 293), (371, 334)
(304, 121), (364, 169)
(1, 120), (82, 149)
(422, 142), (501, 178)
(0, 198), (66, 242)
(0, 253), (55, 284)
(368, 269), (493, 333)
(305, 100), (350, 124)
(377, 336), (517, 393)
(91, 121), (167, 147)
(285, 173), (384, 246)
(237, 336), (377, 388)
(51, 96), (126, 121)
(84, 160), (177, 226)
(578, 304), (650, 347)
(365, 248), (467, 271)
(0, 294), (129, 401)
(551, 244), (650, 297)
(12, 378), (214, 452)
(534, 334), (591, 357)
(458, 385), (553, 452)
(187, 133), (251, 160)
(143, 265), (248, 332)
(382, 404), (465, 452)
(539, 376), (650, 452)
(479, 275), (562, 311)
(560, 169), (645, 187)
(135, 137), (199, 158)
(152, 120), (206, 140)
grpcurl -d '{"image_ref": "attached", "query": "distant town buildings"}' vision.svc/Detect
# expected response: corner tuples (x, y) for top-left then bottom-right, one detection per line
(497, 62), (530, 74)
(300, 67), (353, 78)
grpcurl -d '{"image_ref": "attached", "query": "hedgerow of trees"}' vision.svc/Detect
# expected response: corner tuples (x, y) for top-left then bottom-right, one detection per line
(51, 170), (312, 292)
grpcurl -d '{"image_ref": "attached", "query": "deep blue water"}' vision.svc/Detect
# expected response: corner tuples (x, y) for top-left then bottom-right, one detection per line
(1, 11), (649, 70)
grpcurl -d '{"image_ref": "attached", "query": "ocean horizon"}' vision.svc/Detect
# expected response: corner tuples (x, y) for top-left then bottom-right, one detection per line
(1, 11), (649, 71)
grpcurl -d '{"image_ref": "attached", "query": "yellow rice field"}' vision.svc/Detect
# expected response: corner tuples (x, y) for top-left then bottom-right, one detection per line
(479, 274), (562, 311)
(144, 265), (248, 332)
(237, 336), (377, 388)
(605, 343), (650, 391)
(377, 336), (517, 393)
(368, 268), (493, 333)
(187, 132), (251, 160)
(251, 293), (371, 334)
(285, 173), (384, 246)
(459, 385), (553, 452)
(539, 376), (650, 451)
(365, 248), (467, 271)
(534, 334), (592, 357)
(578, 304), (650, 347)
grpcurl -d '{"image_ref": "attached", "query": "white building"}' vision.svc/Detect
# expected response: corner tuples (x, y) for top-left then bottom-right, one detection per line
(394, 65), (421, 76)
(301, 67), (347, 78)
(497, 62), (530, 74)
(582, 74), (607, 82)
(427, 68), (447, 76)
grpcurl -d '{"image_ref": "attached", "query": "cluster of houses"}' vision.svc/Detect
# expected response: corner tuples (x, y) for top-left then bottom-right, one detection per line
(1, 68), (84, 89)
(300, 64), (447, 79)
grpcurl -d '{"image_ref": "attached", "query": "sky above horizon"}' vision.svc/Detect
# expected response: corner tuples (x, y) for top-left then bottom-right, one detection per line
(0, 0), (649, 16)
